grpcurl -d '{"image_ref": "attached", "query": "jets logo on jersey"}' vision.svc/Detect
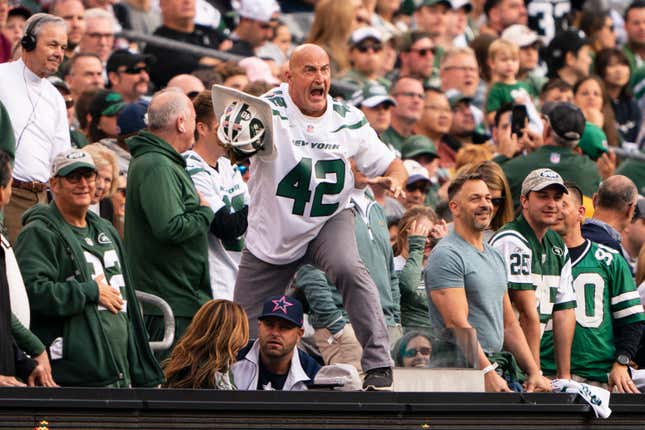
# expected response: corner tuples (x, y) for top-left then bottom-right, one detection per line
(552, 246), (563, 256)
(98, 233), (111, 244)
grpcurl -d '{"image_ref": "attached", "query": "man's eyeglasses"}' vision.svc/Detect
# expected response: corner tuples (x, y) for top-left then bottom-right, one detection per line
(443, 65), (477, 73)
(357, 43), (383, 53)
(491, 197), (505, 207)
(409, 47), (436, 57)
(62, 170), (97, 184)
(393, 91), (424, 100)
(403, 347), (431, 358)
(120, 65), (149, 75)
(86, 32), (114, 40)
(406, 182), (430, 193)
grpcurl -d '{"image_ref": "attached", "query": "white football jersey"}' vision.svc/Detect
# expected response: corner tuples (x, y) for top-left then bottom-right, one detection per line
(246, 83), (395, 264)
(184, 150), (249, 300)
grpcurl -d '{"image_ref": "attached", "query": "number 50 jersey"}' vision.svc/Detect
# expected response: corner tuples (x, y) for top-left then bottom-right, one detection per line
(246, 84), (394, 264)
(563, 240), (645, 382)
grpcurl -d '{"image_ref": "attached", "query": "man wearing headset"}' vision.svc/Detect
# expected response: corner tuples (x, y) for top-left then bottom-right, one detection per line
(0, 13), (71, 243)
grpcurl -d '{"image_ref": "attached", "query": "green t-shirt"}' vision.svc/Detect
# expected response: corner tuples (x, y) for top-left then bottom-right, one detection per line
(380, 126), (406, 154)
(550, 240), (645, 382)
(490, 215), (577, 368)
(485, 81), (535, 113)
(616, 158), (645, 195)
(71, 222), (131, 388)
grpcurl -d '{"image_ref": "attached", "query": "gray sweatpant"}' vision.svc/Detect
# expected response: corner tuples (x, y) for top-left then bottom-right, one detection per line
(234, 209), (394, 372)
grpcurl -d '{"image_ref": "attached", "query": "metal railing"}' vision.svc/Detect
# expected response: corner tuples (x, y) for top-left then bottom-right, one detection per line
(116, 30), (360, 97)
(135, 290), (175, 352)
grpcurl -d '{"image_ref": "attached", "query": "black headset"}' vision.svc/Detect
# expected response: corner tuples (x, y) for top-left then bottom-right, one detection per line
(20, 15), (45, 52)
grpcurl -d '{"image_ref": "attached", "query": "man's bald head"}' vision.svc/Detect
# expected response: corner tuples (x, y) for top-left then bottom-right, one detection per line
(148, 88), (193, 131)
(288, 43), (329, 73)
(166, 74), (205, 97)
(286, 43), (331, 117)
(595, 175), (638, 213)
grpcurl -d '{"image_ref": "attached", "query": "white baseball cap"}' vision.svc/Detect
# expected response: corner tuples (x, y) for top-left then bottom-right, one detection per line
(235, 0), (280, 23)
(403, 159), (431, 185)
(501, 24), (540, 48)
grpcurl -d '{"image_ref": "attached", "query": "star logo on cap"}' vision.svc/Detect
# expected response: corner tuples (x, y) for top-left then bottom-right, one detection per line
(271, 295), (293, 315)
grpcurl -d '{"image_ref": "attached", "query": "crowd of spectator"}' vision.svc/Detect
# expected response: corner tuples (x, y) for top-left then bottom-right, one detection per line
(1, 0), (645, 395)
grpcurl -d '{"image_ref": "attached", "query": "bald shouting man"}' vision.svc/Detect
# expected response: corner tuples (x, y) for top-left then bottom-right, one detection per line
(233, 44), (407, 390)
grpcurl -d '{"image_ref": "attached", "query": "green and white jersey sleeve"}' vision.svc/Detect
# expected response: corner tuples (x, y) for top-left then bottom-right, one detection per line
(489, 230), (534, 290)
(183, 150), (248, 300)
(244, 84), (395, 264)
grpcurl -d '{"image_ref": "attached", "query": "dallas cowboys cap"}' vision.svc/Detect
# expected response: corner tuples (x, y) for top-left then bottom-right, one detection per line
(521, 168), (568, 196)
(259, 295), (304, 327)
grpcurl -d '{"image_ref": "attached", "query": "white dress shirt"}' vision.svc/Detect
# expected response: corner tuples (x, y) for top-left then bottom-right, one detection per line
(0, 59), (71, 182)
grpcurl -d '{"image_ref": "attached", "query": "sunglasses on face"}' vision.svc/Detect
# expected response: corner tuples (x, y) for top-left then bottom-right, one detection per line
(406, 182), (430, 193)
(491, 197), (505, 207)
(62, 170), (97, 184)
(120, 65), (149, 75)
(357, 43), (383, 53)
(64, 97), (74, 109)
(410, 47), (436, 57)
(403, 347), (431, 358)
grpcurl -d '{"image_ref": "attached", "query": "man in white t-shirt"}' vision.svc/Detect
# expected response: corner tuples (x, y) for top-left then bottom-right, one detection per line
(219, 44), (407, 390)
(0, 13), (71, 243)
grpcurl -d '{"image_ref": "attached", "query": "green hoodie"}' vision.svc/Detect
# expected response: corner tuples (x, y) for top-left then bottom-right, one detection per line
(125, 131), (214, 318)
(14, 203), (163, 387)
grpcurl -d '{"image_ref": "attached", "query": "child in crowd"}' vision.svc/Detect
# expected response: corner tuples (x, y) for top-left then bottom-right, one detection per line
(485, 38), (542, 135)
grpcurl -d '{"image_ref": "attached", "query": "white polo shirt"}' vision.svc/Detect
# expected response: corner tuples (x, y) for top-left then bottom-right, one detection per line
(0, 59), (71, 182)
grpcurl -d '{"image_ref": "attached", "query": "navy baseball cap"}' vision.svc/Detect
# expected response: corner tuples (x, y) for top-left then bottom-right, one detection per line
(259, 295), (304, 328)
(117, 101), (149, 136)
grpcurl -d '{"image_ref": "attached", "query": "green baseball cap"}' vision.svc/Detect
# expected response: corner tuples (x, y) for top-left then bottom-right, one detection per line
(90, 90), (126, 118)
(51, 149), (97, 178)
(401, 135), (438, 159)
(445, 89), (472, 109)
(351, 82), (397, 108)
(577, 122), (608, 161)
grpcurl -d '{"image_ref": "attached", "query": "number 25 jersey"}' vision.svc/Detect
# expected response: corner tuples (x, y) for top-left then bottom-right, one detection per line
(246, 84), (394, 264)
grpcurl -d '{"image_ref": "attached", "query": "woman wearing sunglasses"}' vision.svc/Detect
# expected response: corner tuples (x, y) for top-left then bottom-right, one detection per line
(392, 330), (432, 368)
(393, 205), (447, 332)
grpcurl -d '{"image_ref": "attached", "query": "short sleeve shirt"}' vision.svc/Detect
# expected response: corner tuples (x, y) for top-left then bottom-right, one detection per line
(425, 231), (508, 353)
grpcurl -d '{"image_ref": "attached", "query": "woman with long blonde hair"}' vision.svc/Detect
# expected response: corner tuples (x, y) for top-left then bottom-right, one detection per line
(163, 300), (249, 389)
(307, 0), (358, 76)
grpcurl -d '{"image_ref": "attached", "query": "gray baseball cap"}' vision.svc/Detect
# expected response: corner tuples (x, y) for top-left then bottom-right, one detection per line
(521, 168), (568, 196)
(51, 149), (96, 178)
(351, 82), (397, 108)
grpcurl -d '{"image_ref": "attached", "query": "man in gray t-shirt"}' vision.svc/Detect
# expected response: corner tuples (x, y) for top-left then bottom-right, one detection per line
(426, 231), (507, 352)
(424, 173), (549, 392)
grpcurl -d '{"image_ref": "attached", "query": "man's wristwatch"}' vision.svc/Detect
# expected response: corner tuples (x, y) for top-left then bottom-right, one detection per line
(616, 354), (631, 366)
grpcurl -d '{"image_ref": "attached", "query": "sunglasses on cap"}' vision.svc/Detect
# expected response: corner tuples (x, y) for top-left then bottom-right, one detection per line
(64, 97), (73, 109)
(403, 347), (431, 358)
(357, 43), (383, 53)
